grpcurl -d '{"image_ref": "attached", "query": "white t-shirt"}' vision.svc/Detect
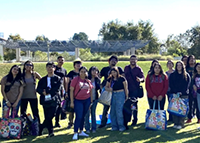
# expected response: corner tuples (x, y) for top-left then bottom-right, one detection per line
(47, 77), (51, 88)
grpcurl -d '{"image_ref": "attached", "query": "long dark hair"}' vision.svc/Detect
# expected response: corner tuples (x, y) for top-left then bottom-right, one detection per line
(193, 63), (200, 79)
(150, 63), (164, 76)
(186, 55), (196, 69)
(148, 59), (159, 74)
(22, 60), (35, 83)
(107, 67), (122, 80)
(88, 66), (99, 80)
(175, 61), (188, 80)
(6, 65), (22, 83)
(79, 66), (88, 79)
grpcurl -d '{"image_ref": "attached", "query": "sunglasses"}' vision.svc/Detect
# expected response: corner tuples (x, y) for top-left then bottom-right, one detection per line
(26, 64), (33, 67)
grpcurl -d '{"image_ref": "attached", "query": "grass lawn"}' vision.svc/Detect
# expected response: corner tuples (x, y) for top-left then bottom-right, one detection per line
(0, 61), (200, 143)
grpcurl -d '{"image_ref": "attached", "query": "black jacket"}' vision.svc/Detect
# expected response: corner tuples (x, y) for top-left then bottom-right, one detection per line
(169, 72), (191, 97)
(37, 74), (62, 106)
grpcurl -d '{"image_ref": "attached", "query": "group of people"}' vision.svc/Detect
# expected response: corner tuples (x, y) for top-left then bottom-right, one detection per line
(1, 54), (200, 140)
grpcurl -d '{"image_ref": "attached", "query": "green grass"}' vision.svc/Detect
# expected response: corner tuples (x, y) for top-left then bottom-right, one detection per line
(0, 61), (200, 143)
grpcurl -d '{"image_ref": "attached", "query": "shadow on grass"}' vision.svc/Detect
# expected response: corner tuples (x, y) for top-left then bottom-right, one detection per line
(89, 123), (200, 143)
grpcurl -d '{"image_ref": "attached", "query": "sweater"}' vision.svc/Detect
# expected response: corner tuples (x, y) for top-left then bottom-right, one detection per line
(169, 72), (191, 96)
(145, 74), (168, 98)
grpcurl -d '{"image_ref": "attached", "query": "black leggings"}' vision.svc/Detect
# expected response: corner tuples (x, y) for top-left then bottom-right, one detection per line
(20, 98), (40, 124)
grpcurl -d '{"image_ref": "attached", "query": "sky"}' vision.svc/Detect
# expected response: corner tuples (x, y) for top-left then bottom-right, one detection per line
(0, 0), (199, 42)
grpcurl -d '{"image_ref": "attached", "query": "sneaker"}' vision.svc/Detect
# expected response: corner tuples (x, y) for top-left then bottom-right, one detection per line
(86, 130), (90, 134)
(98, 125), (106, 128)
(173, 125), (177, 129)
(79, 131), (89, 137)
(54, 123), (61, 128)
(111, 128), (118, 131)
(176, 125), (182, 129)
(92, 130), (96, 133)
(72, 133), (78, 140)
(119, 128), (125, 132)
(46, 133), (54, 138)
(186, 119), (192, 123)
(131, 121), (137, 126)
(197, 120), (200, 124)
(66, 124), (72, 129)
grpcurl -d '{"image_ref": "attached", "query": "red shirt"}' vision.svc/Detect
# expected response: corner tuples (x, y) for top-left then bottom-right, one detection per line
(145, 74), (168, 98)
(70, 76), (93, 100)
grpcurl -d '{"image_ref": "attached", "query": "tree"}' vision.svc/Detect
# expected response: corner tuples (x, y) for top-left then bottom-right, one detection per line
(165, 35), (187, 57)
(4, 34), (23, 60)
(99, 20), (160, 54)
(72, 32), (88, 41)
(35, 35), (49, 41)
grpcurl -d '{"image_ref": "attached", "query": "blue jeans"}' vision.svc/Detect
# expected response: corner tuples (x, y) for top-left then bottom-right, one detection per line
(85, 99), (98, 131)
(110, 91), (126, 131)
(74, 98), (91, 133)
(2, 100), (21, 118)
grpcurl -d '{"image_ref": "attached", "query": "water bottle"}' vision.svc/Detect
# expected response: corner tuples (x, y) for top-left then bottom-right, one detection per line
(27, 113), (33, 122)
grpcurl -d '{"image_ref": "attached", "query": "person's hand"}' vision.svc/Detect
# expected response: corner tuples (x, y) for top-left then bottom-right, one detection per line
(107, 88), (112, 92)
(6, 101), (11, 107)
(158, 95), (163, 101)
(70, 103), (74, 109)
(43, 89), (47, 95)
(136, 77), (141, 82)
(12, 101), (18, 108)
(152, 96), (157, 100)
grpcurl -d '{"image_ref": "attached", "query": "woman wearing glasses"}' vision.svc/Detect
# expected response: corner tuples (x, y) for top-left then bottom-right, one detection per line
(20, 60), (41, 123)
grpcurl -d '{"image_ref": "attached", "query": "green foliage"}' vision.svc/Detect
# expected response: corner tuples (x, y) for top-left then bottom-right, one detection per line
(3, 48), (16, 60)
(99, 20), (160, 54)
(50, 52), (59, 57)
(72, 32), (88, 41)
(60, 51), (75, 61)
(79, 48), (93, 61)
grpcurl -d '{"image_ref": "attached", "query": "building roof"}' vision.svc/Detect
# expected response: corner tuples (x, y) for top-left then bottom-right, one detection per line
(1, 40), (150, 52)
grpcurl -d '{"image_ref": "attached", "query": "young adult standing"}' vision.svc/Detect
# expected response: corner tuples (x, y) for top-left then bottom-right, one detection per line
(1, 65), (23, 118)
(166, 60), (175, 121)
(98, 55), (124, 128)
(186, 55), (197, 123)
(85, 66), (101, 133)
(192, 63), (200, 123)
(124, 55), (144, 126)
(65, 58), (82, 129)
(181, 55), (188, 67)
(21, 60), (41, 123)
(169, 61), (191, 129)
(106, 67), (128, 132)
(37, 62), (62, 138)
(70, 66), (93, 140)
(145, 63), (168, 110)
(54, 56), (67, 128)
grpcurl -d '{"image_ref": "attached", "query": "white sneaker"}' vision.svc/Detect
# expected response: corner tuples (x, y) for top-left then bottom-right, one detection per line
(79, 131), (89, 137)
(72, 133), (78, 140)
(176, 126), (182, 129)
(173, 125), (177, 129)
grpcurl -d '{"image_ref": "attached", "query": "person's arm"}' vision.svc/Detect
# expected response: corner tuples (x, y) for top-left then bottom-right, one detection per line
(123, 80), (129, 100)
(36, 78), (46, 95)
(70, 86), (74, 108)
(65, 77), (70, 98)
(137, 68), (145, 83)
(160, 75), (169, 97)
(105, 81), (112, 92)
(13, 84), (24, 108)
(169, 74), (175, 94)
(35, 72), (42, 80)
(145, 75), (155, 98)
(1, 78), (11, 107)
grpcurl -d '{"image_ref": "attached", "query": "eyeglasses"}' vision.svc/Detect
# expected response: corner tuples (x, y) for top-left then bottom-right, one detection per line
(26, 64), (33, 67)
